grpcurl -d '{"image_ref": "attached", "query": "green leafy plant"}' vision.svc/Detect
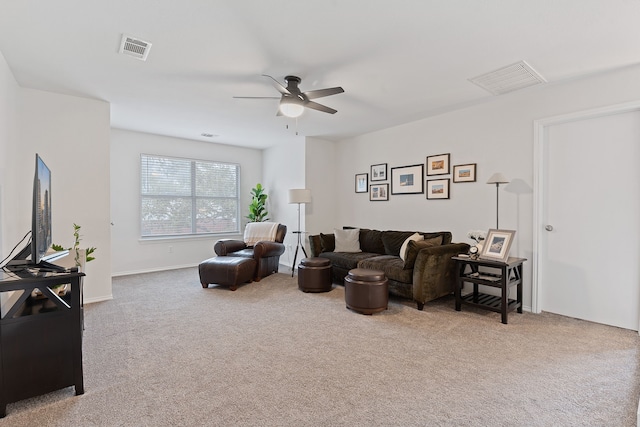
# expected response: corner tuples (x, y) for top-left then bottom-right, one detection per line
(52, 223), (97, 266)
(246, 183), (269, 222)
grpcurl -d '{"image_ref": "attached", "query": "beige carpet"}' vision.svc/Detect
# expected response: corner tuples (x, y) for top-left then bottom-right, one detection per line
(1, 268), (639, 426)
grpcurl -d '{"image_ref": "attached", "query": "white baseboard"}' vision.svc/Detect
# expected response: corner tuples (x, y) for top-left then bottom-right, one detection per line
(84, 294), (113, 304)
(112, 263), (199, 278)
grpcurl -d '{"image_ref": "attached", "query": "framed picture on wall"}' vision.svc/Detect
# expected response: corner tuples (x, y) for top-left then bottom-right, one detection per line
(391, 164), (424, 194)
(426, 178), (450, 199)
(453, 163), (477, 183)
(355, 173), (368, 193)
(370, 163), (387, 181)
(369, 183), (389, 201)
(479, 229), (516, 262)
(426, 153), (450, 176)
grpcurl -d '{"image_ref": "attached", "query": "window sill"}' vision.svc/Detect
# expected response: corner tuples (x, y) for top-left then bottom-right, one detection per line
(138, 233), (241, 244)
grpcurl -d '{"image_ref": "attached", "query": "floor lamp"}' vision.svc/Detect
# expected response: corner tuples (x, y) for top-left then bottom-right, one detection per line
(486, 173), (510, 229)
(288, 189), (311, 276)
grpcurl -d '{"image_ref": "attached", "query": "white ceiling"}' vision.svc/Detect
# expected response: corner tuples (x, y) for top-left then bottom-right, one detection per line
(1, 0), (639, 149)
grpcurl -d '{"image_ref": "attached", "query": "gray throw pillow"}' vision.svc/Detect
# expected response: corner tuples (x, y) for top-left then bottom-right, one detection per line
(334, 228), (361, 253)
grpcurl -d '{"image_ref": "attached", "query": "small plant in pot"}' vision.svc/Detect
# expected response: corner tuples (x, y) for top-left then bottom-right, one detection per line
(32, 223), (96, 298)
(51, 223), (96, 290)
(246, 183), (269, 222)
(52, 223), (96, 267)
(50, 223), (96, 295)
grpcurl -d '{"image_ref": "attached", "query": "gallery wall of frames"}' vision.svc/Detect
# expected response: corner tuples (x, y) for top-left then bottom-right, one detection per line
(354, 153), (477, 202)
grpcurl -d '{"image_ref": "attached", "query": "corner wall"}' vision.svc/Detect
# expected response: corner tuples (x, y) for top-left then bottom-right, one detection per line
(0, 50), (19, 260)
(305, 137), (338, 237)
(262, 134), (306, 269)
(18, 89), (112, 303)
(0, 53), (113, 306)
(110, 129), (263, 275)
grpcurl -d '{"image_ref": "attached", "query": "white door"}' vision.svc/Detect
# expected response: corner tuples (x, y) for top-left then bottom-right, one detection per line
(540, 110), (640, 330)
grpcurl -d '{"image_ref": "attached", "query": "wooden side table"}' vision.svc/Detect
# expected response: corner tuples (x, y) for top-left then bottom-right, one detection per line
(452, 256), (526, 324)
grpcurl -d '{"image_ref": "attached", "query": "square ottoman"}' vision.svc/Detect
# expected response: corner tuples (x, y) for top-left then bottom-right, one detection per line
(199, 257), (257, 291)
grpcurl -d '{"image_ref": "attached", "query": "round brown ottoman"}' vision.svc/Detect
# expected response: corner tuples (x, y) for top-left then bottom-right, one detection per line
(298, 257), (332, 293)
(344, 268), (388, 315)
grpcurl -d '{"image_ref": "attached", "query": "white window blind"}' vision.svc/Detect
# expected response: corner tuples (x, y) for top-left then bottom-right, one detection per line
(140, 154), (239, 237)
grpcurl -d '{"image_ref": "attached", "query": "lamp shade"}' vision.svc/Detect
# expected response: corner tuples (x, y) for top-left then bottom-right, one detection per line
(288, 189), (311, 204)
(486, 172), (510, 184)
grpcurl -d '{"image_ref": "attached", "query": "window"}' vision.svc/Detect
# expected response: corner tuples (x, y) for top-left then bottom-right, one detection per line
(140, 154), (239, 237)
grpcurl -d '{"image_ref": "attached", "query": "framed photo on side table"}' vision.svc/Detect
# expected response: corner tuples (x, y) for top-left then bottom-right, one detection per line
(426, 153), (450, 176)
(453, 163), (477, 183)
(370, 163), (387, 181)
(391, 164), (424, 194)
(369, 183), (389, 201)
(355, 173), (368, 193)
(426, 178), (450, 199)
(479, 229), (516, 263)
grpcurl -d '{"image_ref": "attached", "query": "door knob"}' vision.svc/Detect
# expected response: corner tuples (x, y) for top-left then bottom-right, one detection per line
(545, 225), (554, 231)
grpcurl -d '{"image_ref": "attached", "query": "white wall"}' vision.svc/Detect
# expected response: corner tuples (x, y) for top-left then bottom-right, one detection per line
(262, 134), (306, 269)
(0, 53), (111, 305)
(0, 50), (19, 260)
(304, 137), (338, 238)
(314, 65), (640, 311)
(0, 50), (20, 313)
(110, 129), (263, 275)
(18, 89), (112, 303)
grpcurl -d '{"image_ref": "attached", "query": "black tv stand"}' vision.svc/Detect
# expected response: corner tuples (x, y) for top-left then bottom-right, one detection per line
(0, 269), (85, 417)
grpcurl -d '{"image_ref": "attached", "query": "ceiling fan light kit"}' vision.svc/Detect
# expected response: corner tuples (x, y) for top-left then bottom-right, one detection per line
(279, 99), (305, 118)
(235, 75), (344, 117)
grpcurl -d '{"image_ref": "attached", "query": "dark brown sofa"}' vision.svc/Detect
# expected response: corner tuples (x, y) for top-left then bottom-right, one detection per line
(214, 224), (287, 281)
(309, 228), (469, 310)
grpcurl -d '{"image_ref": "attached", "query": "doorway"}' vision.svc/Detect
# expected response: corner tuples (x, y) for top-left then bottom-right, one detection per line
(533, 103), (640, 330)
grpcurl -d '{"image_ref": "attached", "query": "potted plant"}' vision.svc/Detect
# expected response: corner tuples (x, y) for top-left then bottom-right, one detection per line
(42, 224), (94, 297)
(246, 183), (269, 222)
(52, 223), (96, 270)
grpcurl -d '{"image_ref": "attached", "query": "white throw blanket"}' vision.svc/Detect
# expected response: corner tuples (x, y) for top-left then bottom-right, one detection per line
(244, 222), (279, 246)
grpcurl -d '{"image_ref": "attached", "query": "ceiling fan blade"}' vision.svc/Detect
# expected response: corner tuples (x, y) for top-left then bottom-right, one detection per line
(304, 101), (338, 114)
(303, 86), (344, 100)
(233, 96), (280, 99)
(262, 74), (291, 95)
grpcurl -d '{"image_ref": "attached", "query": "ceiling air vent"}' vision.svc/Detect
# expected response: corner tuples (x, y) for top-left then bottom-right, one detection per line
(119, 34), (152, 61)
(469, 61), (546, 95)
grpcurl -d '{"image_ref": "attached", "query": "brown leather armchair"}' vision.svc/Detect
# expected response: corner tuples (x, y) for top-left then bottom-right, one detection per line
(214, 224), (287, 281)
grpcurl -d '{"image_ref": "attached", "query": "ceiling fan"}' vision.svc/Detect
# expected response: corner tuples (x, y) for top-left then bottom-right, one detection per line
(234, 75), (344, 118)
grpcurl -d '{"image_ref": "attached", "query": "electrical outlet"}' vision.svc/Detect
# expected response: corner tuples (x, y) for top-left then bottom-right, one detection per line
(168, 246), (173, 253)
